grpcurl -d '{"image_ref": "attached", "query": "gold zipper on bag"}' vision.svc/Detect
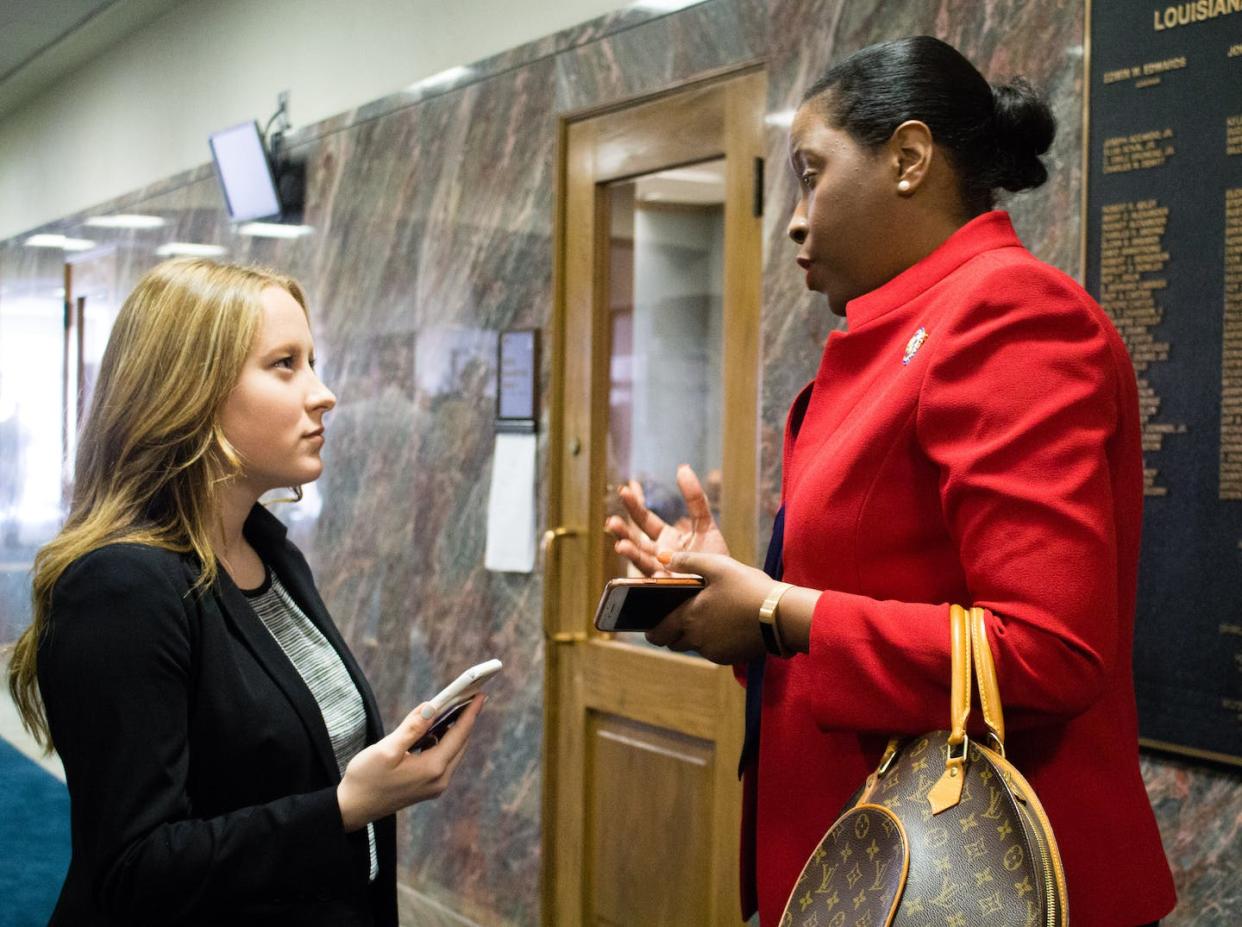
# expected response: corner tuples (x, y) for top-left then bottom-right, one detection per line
(1025, 795), (1067, 926)
(980, 746), (1067, 926)
(1024, 805), (1057, 927)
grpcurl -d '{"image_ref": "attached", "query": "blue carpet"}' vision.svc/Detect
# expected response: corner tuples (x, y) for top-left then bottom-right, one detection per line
(0, 737), (69, 927)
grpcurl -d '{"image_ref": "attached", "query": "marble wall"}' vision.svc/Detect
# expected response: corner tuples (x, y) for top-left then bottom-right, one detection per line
(1, 0), (1237, 924)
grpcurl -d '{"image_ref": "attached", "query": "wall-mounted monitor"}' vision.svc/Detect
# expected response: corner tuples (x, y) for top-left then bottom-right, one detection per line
(208, 121), (281, 222)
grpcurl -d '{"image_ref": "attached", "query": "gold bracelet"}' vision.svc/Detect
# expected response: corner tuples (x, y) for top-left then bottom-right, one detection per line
(772, 598), (790, 656)
(758, 582), (794, 657)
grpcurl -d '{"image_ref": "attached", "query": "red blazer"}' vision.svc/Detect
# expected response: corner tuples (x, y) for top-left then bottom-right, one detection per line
(743, 212), (1176, 927)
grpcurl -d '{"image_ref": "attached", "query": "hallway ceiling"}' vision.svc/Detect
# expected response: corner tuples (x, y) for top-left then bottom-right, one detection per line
(0, 0), (186, 118)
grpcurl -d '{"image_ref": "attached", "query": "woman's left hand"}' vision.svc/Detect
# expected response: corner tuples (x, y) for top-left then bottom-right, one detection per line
(645, 550), (777, 664)
(606, 465), (730, 576)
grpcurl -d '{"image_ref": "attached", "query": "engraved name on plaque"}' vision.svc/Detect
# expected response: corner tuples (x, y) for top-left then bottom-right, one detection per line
(1085, 0), (1242, 764)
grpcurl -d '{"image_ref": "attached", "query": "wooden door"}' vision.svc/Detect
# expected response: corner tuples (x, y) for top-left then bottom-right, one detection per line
(543, 67), (765, 926)
(61, 246), (118, 502)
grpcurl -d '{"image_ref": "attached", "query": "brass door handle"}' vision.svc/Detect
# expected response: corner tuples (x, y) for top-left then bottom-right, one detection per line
(543, 526), (584, 643)
(541, 525), (580, 554)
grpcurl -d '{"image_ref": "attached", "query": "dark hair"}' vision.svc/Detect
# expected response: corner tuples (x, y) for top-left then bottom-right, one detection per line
(802, 36), (1056, 215)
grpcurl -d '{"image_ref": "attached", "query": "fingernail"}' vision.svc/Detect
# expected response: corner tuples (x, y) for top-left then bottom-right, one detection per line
(420, 704), (435, 719)
(657, 550), (673, 565)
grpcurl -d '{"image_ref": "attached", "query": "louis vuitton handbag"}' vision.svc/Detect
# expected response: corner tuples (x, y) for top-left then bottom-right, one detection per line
(779, 605), (1068, 926)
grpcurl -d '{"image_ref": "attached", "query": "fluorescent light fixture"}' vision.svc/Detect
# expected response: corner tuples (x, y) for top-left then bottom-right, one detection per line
(764, 109), (796, 129)
(155, 242), (227, 257)
(407, 66), (473, 93)
(632, 0), (702, 12)
(24, 234), (96, 251)
(237, 222), (314, 239)
(84, 214), (166, 229)
(25, 234), (66, 247)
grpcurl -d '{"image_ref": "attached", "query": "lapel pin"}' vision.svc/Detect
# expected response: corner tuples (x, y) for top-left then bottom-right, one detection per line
(903, 327), (928, 366)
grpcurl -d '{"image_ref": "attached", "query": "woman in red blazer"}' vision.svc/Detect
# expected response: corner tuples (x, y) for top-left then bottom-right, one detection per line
(608, 37), (1176, 927)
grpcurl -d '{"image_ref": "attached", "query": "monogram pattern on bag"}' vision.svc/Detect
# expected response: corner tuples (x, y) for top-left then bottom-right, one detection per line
(781, 732), (1062, 927)
(780, 806), (907, 927)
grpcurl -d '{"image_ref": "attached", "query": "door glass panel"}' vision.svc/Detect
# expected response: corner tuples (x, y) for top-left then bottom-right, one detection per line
(604, 159), (726, 643)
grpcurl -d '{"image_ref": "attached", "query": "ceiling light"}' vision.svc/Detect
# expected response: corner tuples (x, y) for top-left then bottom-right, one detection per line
(25, 234), (66, 248)
(24, 234), (96, 251)
(155, 242), (227, 257)
(237, 222), (314, 238)
(632, 0), (702, 12)
(84, 214), (166, 229)
(407, 66), (473, 93)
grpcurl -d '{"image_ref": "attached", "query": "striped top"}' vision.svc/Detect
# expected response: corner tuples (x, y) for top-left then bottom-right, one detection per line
(244, 569), (378, 882)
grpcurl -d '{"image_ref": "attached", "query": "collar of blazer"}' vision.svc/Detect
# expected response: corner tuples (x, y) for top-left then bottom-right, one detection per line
(211, 503), (385, 784)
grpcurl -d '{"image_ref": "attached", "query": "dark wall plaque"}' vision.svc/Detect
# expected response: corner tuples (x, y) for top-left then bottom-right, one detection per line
(496, 328), (540, 429)
(1085, 0), (1242, 764)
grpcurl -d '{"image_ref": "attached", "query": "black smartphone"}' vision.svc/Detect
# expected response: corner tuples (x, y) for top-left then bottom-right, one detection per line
(592, 576), (705, 632)
(411, 701), (473, 752)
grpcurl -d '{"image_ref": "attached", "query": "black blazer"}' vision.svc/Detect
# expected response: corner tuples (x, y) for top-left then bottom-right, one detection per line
(37, 505), (398, 926)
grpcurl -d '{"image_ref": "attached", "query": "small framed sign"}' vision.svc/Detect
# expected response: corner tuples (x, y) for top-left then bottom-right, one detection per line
(496, 328), (539, 431)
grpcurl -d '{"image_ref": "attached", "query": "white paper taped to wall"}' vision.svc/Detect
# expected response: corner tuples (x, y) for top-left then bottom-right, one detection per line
(484, 432), (537, 573)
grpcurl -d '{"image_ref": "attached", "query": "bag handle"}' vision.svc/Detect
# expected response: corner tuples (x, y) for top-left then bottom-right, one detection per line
(970, 606), (1006, 754)
(927, 604), (972, 813)
(948, 603), (973, 750)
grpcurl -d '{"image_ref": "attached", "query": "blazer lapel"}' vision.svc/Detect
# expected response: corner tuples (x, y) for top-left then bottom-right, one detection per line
(244, 505), (385, 745)
(214, 571), (342, 783)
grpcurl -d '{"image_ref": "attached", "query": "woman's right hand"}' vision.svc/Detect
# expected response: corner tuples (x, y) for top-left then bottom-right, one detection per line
(605, 464), (730, 575)
(336, 694), (484, 832)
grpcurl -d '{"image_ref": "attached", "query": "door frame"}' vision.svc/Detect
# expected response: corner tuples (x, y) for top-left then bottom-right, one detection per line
(542, 62), (766, 925)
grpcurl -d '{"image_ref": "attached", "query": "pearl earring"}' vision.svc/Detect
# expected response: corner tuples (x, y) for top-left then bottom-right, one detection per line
(897, 179), (912, 193)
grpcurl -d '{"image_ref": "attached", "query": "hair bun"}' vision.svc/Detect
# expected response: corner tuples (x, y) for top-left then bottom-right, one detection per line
(989, 78), (1056, 192)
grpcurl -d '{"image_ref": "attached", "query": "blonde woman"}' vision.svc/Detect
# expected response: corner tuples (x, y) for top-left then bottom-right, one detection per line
(7, 260), (483, 926)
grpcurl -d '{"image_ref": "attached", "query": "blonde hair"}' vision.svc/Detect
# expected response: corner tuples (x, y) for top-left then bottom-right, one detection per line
(7, 258), (308, 749)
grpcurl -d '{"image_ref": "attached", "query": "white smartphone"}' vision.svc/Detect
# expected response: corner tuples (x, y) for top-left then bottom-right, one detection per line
(411, 658), (503, 751)
(593, 576), (705, 632)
